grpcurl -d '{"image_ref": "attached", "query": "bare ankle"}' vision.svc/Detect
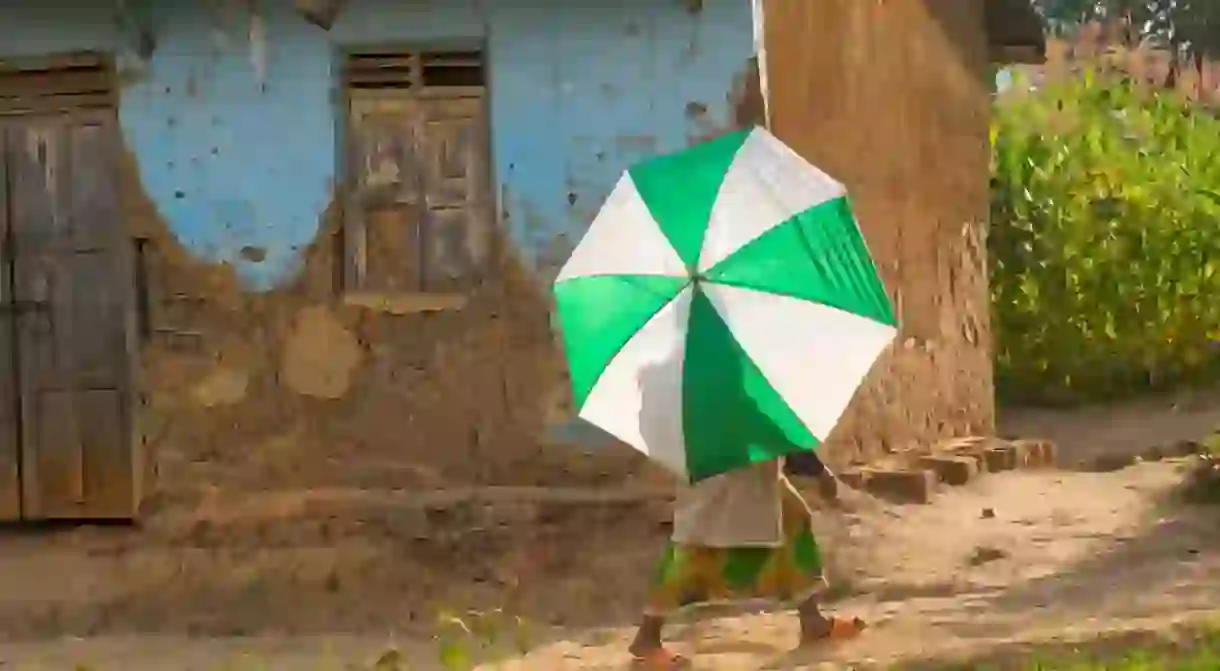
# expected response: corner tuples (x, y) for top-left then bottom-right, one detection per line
(629, 615), (665, 654)
(798, 600), (831, 637)
(800, 613), (832, 639)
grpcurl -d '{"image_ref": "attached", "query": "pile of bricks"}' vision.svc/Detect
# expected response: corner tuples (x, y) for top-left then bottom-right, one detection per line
(836, 436), (1059, 504)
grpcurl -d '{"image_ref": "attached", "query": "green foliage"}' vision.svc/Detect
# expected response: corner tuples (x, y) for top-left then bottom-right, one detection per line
(1034, 0), (1220, 58)
(990, 67), (1220, 404)
(918, 623), (1220, 670)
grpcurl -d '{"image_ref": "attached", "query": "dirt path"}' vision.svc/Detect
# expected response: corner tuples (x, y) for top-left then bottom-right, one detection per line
(501, 461), (1220, 669)
(999, 387), (1220, 468)
(0, 392), (1217, 669)
(0, 458), (1215, 670)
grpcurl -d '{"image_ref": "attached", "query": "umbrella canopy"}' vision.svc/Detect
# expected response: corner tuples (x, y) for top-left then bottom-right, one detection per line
(553, 127), (898, 483)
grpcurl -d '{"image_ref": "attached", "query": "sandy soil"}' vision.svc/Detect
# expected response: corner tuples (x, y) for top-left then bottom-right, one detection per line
(999, 386), (1220, 468)
(0, 396), (1217, 670)
(504, 461), (1220, 669)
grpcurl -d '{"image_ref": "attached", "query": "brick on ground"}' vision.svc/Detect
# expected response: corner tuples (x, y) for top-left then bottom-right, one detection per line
(944, 436), (1007, 470)
(1012, 440), (1037, 468)
(1037, 440), (1059, 466)
(917, 455), (980, 486)
(946, 449), (989, 474)
(838, 468), (870, 490)
(976, 446), (1015, 473)
(1012, 439), (1058, 468)
(940, 436), (992, 453)
(860, 468), (937, 504)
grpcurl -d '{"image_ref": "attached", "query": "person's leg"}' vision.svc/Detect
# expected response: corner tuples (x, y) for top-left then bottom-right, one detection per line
(632, 537), (695, 668)
(628, 614), (665, 655)
(776, 476), (865, 644)
(797, 594), (832, 638)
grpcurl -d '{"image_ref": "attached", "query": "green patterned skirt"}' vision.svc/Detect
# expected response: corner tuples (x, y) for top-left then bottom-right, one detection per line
(644, 483), (826, 616)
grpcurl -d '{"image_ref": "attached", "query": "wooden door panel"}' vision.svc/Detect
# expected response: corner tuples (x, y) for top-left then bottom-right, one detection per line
(68, 115), (138, 519)
(64, 112), (138, 519)
(419, 98), (479, 208)
(79, 388), (131, 517)
(17, 250), (128, 386)
(349, 96), (423, 206)
(22, 390), (82, 515)
(363, 205), (422, 292)
(427, 119), (473, 178)
(69, 120), (122, 247)
(345, 96), (424, 292)
(21, 367), (130, 518)
(425, 96), (482, 119)
(7, 122), (68, 251)
(7, 112), (136, 520)
(0, 129), (19, 520)
(418, 96), (491, 288)
(420, 208), (478, 292)
(6, 118), (71, 518)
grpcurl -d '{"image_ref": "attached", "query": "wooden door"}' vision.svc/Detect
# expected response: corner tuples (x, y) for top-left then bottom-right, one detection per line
(4, 111), (138, 520)
(344, 93), (491, 294)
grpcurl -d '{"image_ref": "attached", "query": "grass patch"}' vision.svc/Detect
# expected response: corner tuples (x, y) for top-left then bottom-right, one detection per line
(898, 622), (1220, 671)
(1021, 645), (1220, 670)
(429, 609), (536, 670)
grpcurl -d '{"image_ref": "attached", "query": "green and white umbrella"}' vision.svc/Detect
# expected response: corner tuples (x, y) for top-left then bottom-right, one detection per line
(553, 127), (897, 483)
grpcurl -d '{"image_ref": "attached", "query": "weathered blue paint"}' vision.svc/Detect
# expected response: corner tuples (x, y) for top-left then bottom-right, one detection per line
(0, 0), (753, 289)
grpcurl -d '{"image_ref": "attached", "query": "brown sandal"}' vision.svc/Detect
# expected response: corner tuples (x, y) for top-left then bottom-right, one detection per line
(803, 616), (867, 644)
(631, 647), (691, 669)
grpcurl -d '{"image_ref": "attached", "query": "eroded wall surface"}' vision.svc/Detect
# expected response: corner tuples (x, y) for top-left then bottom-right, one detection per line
(0, 0), (756, 497)
(764, 0), (996, 466)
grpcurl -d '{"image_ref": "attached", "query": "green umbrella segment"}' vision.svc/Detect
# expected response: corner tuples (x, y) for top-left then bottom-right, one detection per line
(553, 127), (897, 484)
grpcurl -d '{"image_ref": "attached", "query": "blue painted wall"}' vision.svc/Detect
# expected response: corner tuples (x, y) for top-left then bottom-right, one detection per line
(0, 0), (753, 289)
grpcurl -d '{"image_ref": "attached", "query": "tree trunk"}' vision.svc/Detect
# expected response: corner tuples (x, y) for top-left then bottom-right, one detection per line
(761, 0), (996, 465)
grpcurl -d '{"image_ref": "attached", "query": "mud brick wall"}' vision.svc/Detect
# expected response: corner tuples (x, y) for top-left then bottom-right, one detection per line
(109, 58), (773, 505)
(763, 0), (996, 466)
(117, 149), (664, 503)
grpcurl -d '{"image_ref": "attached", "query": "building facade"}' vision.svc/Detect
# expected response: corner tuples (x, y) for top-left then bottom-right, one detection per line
(0, 0), (757, 519)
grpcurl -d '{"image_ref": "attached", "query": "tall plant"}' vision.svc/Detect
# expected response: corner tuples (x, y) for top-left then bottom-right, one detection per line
(1036, 0), (1220, 56)
(991, 65), (1220, 403)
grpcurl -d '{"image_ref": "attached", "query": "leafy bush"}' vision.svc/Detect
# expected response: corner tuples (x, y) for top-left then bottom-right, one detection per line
(990, 66), (1220, 404)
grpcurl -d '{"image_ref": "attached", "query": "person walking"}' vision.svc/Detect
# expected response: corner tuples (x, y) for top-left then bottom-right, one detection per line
(629, 454), (866, 669)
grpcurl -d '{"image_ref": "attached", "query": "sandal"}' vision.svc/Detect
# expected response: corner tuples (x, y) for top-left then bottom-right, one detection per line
(802, 616), (867, 645)
(631, 647), (691, 669)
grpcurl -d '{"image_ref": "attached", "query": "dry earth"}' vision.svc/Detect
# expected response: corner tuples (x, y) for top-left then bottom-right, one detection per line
(507, 461), (1220, 669)
(0, 392), (1218, 669)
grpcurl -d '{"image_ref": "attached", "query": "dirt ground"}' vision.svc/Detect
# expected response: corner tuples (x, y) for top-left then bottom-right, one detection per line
(0, 392), (1218, 670)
